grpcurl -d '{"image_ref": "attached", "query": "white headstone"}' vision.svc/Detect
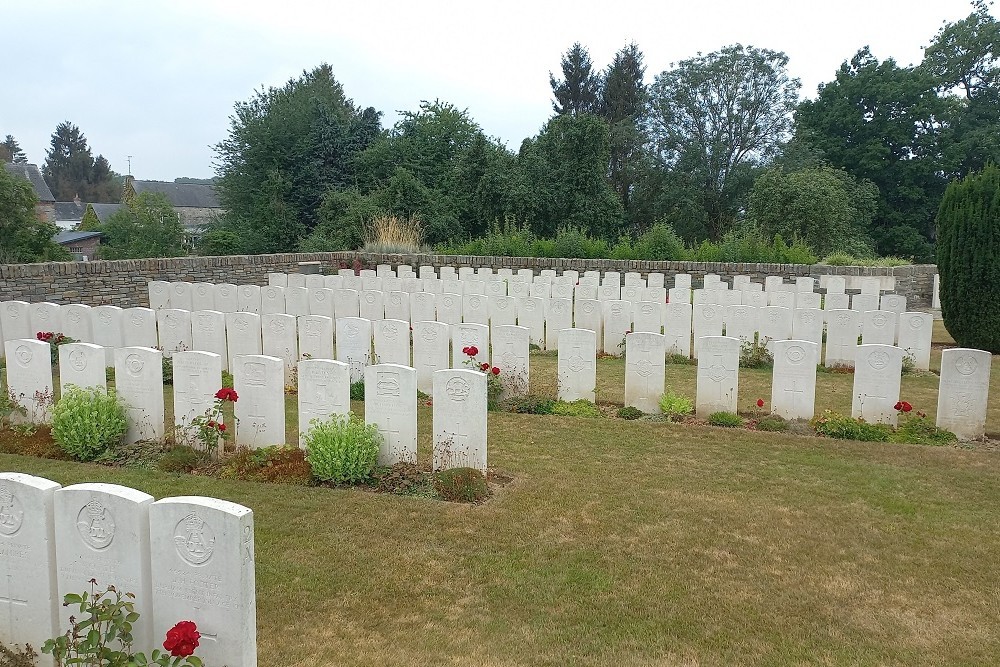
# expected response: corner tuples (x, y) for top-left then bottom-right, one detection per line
(674, 274), (692, 290)
(324, 275), (345, 291)
(156, 309), (192, 358)
(633, 301), (664, 334)
(932, 274), (941, 309)
(758, 306), (793, 351)
(172, 350), (223, 445)
(268, 272), (287, 286)
(516, 296), (546, 347)
(557, 328), (596, 402)
(4, 339), (53, 424)
(545, 298), (573, 350)
(233, 354), (285, 447)
(692, 303), (724, 358)
(861, 310), (897, 346)
(823, 293), (850, 312)
(602, 300), (632, 355)
(433, 369), (488, 472)
(373, 318), (410, 366)
(148, 281), (171, 310)
(663, 303), (692, 357)
(114, 347), (164, 443)
(695, 336), (740, 416)
(795, 277), (815, 293)
(225, 312), (262, 370)
(851, 293), (879, 313)
(93, 305), (125, 366)
(365, 364), (417, 466)
(410, 292), (436, 324)
(55, 483), (154, 647)
(897, 312), (932, 371)
(297, 315), (334, 361)
(452, 323), (490, 368)
(791, 308), (824, 349)
(383, 292), (410, 322)
(825, 309), (861, 368)
(488, 295), (516, 327)
(284, 286), (311, 317)
(936, 348), (991, 440)
(62, 304), (94, 343)
(412, 320), (449, 395)
(307, 287), (335, 319)
(463, 294), (490, 326)
(744, 291), (768, 308)
(0, 301), (30, 341)
(0, 472), (61, 653)
(214, 284), (238, 313)
(237, 285), (261, 314)
(359, 290), (385, 321)
(668, 287), (690, 304)
(724, 305), (758, 343)
(169, 282), (193, 311)
(260, 286), (286, 315)
(336, 317), (373, 383)
(29, 302), (62, 335)
(58, 342), (107, 394)
(491, 324), (530, 396)
(261, 313), (298, 382)
(852, 344), (904, 425)
(625, 332), (666, 413)
(149, 497), (256, 667)
(825, 276), (846, 294)
(287, 273), (306, 288)
(297, 358), (350, 446)
(573, 299), (603, 350)
(192, 310), (229, 370)
(192, 283), (215, 312)
(770, 340), (818, 420)
(437, 293), (463, 325)
(796, 292), (822, 310)
(123, 307), (158, 350)
(859, 277), (881, 295)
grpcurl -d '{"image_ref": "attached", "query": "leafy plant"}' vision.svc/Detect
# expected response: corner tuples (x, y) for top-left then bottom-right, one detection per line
(550, 399), (603, 418)
(303, 413), (381, 484)
(373, 463), (435, 496)
(182, 388), (237, 456)
(158, 445), (207, 473)
(659, 391), (694, 421)
(350, 380), (365, 401)
(892, 413), (957, 446)
(221, 369), (234, 389)
(36, 331), (76, 364)
(617, 406), (644, 420)
(161, 356), (173, 385)
(51, 386), (128, 462)
(501, 395), (555, 414)
(811, 410), (892, 442)
(434, 467), (490, 503)
(740, 337), (774, 368)
(755, 415), (788, 432)
(901, 352), (916, 375)
(708, 412), (743, 428)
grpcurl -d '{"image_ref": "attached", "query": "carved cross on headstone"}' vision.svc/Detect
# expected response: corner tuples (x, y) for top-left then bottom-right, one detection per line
(441, 427), (471, 468)
(0, 574), (27, 639)
(783, 378), (805, 406)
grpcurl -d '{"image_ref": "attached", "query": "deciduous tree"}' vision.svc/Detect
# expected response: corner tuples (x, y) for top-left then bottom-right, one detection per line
(98, 192), (185, 259)
(0, 165), (68, 262)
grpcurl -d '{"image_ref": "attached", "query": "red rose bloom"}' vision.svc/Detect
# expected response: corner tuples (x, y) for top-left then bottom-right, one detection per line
(162, 620), (200, 658)
(218, 423), (226, 432)
(461, 346), (470, 355)
(893, 401), (903, 411)
(480, 362), (490, 371)
(468, 346), (479, 357)
(215, 388), (239, 402)
(756, 398), (765, 408)
(491, 366), (500, 375)
(900, 401), (912, 413)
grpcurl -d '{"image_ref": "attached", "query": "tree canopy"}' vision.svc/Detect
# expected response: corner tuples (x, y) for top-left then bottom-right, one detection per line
(0, 166), (68, 263)
(0, 135), (27, 163)
(41, 121), (120, 202)
(97, 192), (186, 259)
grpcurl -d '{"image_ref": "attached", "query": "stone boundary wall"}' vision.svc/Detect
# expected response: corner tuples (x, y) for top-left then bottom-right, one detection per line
(0, 252), (939, 308)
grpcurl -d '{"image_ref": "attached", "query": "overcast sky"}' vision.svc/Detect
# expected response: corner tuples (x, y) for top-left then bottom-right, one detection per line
(1, 0), (985, 182)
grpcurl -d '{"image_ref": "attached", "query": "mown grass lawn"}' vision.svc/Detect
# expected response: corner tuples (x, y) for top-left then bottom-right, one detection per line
(3, 320), (1000, 665)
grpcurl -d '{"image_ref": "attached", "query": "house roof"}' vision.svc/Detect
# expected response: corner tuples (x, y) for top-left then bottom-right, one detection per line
(89, 203), (123, 223)
(132, 180), (220, 208)
(4, 162), (54, 202)
(54, 230), (103, 245)
(55, 200), (88, 222)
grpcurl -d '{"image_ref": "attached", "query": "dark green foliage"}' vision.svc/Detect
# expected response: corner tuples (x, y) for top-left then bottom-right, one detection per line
(350, 380), (365, 401)
(601, 43), (648, 218)
(739, 337), (774, 368)
(0, 135), (27, 163)
(755, 415), (789, 432)
(502, 395), (555, 415)
(221, 370), (234, 390)
(161, 356), (173, 385)
(434, 467), (490, 503)
(98, 192), (185, 259)
(0, 165), (69, 263)
(549, 42), (602, 116)
(617, 406), (644, 420)
(811, 411), (892, 442)
(41, 121), (119, 203)
(936, 163), (1000, 352)
(214, 64), (381, 254)
(708, 412), (743, 428)
(158, 445), (207, 473)
(893, 415), (958, 446)
(197, 229), (243, 256)
(632, 222), (686, 260)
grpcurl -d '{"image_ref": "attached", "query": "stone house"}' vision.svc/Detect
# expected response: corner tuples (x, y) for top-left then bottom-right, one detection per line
(4, 162), (55, 223)
(53, 230), (103, 261)
(123, 176), (223, 235)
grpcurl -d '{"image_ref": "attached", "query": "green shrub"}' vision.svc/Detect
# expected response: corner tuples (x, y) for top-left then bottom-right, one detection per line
(158, 445), (206, 473)
(891, 415), (957, 446)
(609, 236), (635, 260)
(756, 415), (788, 432)
(350, 380), (365, 401)
(51, 386), (128, 461)
(633, 222), (686, 260)
(937, 163), (1000, 352)
(821, 253), (911, 267)
(708, 412), (743, 428)
(666, 353), (696, 365)
(303, 413), (381, 483)
(552, 226), (609, 259)
(503, 395), (555, 414)
(659, 391), (694, 421)
(221, 369), (234, 389)
(617, 405), (644, 420)
(550, 399), (603, 418)
(739, 337), (774, 368)
(162, 356), (173, 385)
(811, 410), (892, 442)
(434, 467), (490, 503)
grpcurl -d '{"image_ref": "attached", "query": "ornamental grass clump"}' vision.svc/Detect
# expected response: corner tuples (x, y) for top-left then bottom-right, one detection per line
(434, 467), (490, 503)
(303, 413), (381, 484)
(51, 386), (128, 462)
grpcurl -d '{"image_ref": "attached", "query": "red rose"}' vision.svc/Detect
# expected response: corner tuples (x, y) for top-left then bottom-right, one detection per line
(206, 420), (216, 428)
(480, 362), (490, 371)
(218, 423), (227, 432)
(215, 388), (238, 402)
(491, 366), (500, 375)
(468, 346), (479, 357)
(893, 401), (902, 411)
(901, 401), (912, 413)
(461, 346), (470, 355)
(756, 398), (764, 408)
(162, 620), (200, 658)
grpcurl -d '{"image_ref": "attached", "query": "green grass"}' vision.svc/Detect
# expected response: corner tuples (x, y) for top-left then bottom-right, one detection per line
(3, 320), (1000, 665)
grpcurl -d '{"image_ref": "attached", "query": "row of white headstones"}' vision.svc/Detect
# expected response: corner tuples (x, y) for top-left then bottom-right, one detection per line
(0, 474), (255, 667)
(2, 337), (491, 474)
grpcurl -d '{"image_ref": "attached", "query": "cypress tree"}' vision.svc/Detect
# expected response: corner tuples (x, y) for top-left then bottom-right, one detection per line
(936, 163), (1000, 352)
